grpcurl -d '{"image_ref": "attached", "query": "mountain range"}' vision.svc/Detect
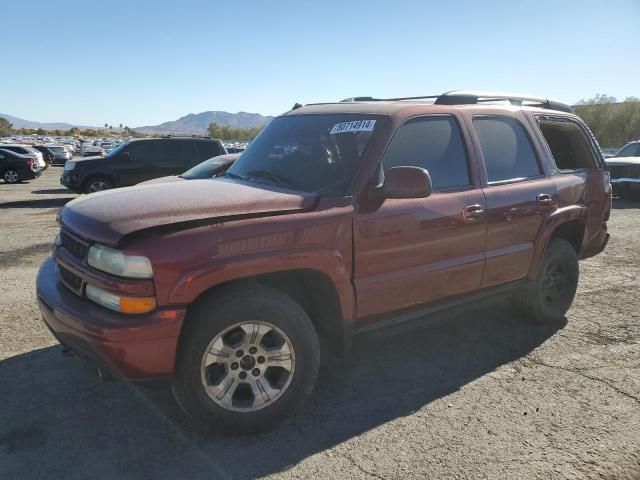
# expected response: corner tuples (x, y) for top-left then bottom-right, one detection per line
(0, 111), (273, 134)
(135, 111), (273, 134)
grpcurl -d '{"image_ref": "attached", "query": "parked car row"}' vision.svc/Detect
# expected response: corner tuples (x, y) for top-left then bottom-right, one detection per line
(0, 148), (42, 183)
(0, 144), (47, 170)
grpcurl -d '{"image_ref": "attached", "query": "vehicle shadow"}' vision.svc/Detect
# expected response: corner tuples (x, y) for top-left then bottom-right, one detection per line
(0, 301), (562, 479)
(0, 198), (75, 209)
(30, 189), (72, 195)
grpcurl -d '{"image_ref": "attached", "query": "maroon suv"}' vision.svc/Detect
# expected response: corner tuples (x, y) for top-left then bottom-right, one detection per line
(36, 91), (611, 432)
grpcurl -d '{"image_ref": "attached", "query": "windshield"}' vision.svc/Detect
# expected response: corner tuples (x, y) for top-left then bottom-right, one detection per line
(181, 158), (228, 179)
(225, 114), (384, 194)
(615, 143), (639, 157)
(106, 140), (130, 157)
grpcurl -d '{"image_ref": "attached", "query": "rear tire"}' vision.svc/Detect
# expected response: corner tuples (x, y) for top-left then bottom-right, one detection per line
(173, 285), (320, 433)
(3, 169), (20, 184)
(514, 238), (579, 324)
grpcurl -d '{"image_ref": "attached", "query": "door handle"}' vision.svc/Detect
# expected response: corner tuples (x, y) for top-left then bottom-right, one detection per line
(537, 193), (554, 207)
(463, 204), (485, 222)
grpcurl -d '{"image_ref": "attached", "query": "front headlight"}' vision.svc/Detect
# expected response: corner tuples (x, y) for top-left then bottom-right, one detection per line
(88, 244), (153, 278)
(64, 161), (76, 171)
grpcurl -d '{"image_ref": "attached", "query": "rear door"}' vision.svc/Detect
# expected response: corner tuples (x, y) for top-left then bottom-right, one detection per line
(469, 114), (556, 287)
(157, 140), (199, 175)
(116, 140), (163, 186)
(196, 141), (223, 163)
(353, 114), (487, 320)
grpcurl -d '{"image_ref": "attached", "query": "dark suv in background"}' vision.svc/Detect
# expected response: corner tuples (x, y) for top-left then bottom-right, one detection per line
(60, 137), (227, 193)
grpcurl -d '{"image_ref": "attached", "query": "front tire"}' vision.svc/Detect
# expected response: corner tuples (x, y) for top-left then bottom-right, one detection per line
(515, 238), (579, 324)
(84, 176), (112, 194)
(173, 285), (320, 433)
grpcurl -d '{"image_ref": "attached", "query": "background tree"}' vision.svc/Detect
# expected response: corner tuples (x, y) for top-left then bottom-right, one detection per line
(575, 95), (640, 148)
(207, 122), (263, 141)
(0, 117), (13, 136)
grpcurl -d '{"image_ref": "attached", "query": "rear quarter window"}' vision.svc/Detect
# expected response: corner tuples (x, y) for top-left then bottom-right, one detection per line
(538, 118), (598, 170)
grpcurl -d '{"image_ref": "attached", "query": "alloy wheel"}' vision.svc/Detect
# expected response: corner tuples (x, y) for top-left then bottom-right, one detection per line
(88, 180), (110, 192)
(4, 170), (19, 183)
(200, 321), (295, 412)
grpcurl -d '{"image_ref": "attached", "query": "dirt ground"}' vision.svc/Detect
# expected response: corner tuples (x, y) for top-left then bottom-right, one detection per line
(1, 167), (639, 479)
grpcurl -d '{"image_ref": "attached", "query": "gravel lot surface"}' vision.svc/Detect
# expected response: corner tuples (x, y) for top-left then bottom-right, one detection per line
(1, 168), (639, 479)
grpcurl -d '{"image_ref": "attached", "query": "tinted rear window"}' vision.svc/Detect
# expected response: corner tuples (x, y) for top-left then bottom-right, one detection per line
(197, 141), (222, 161)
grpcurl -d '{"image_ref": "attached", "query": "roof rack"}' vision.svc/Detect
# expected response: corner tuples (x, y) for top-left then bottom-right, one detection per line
(161, 134), (213, 139)
(340, 90), (573, 113)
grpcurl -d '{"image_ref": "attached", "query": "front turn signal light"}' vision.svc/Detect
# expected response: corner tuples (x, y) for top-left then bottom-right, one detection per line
(85, 284), (156, 314)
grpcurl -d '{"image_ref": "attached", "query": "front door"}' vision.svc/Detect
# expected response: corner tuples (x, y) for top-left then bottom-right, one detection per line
(353, 115), (487, 320)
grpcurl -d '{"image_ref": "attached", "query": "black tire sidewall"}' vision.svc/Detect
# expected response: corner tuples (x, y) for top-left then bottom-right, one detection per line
(84, 176), (112, 194)
(174, 286), (320, 433)
(527, 238), (579, 323)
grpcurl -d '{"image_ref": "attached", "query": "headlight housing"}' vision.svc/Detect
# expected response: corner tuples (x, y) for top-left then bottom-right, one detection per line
(64, 161), (76, 171)
(85, 284), (156, 314)
(88, 244), (153, 278)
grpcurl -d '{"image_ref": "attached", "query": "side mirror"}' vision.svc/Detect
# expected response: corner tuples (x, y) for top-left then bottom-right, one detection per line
(375, 166), (432, 199)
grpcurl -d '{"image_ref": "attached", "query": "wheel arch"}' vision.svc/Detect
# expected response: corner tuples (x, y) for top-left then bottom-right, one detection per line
(180, 268), (351, 359)
(83, 172), (116, 191)
(529, 205), (587, 278)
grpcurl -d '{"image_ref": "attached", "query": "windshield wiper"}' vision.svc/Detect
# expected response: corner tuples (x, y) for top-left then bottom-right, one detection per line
(245, 170), (294, 187)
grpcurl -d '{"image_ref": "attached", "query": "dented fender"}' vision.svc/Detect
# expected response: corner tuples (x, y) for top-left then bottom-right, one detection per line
(168, 247), (355, 320)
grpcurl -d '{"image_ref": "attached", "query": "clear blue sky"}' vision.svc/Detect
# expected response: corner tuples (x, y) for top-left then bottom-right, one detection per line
(2, 0), (638, 127)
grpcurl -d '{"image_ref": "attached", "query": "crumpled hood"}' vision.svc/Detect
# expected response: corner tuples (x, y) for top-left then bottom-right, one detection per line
(60, 178), (317, 246)
(136, 175), (182, 185)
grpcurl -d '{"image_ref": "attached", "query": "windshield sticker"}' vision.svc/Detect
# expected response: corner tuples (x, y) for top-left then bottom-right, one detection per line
(329, 120), (376, 135)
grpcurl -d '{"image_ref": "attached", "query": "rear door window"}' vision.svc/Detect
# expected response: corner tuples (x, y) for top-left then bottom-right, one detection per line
(159, 140), (198, 166)
(197, 141), (222, 161)
(381, 116), (470, 190)
(473, 116), (541, 183)
(126, 141), (163, 164)
(537, 118), (598, 170)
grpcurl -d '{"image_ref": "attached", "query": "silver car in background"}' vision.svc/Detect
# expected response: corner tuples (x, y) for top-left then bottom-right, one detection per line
(45, 144), (72, 165)
(0, 144), (46, 170)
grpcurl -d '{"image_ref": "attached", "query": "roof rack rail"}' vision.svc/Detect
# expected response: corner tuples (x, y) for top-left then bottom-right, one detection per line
(434, 91), (573, 112)
(161, 134), (213, 139)
(340, 91), (573, 113)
